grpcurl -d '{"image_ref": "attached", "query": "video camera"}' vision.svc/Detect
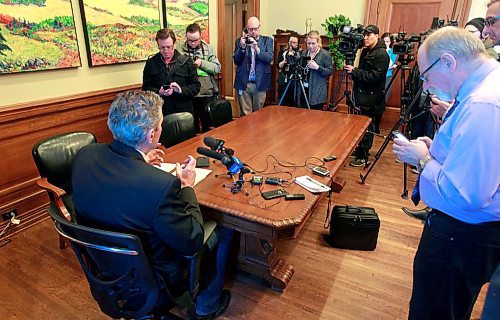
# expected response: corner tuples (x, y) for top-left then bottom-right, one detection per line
(338, 24), (365, 65)
(286, 48), (311, 75)
(392, 32), (422, 55)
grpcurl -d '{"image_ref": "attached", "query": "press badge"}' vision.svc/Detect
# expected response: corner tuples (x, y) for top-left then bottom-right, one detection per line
(304, 82), (309, 88)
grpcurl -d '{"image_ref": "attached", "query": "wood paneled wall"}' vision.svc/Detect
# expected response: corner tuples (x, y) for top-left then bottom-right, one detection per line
(0, 84), (141, 238)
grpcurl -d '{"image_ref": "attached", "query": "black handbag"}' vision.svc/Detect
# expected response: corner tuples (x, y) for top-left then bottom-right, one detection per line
(324, 205), (380, 251)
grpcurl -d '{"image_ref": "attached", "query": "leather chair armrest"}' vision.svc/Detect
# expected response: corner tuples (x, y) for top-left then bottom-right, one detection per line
(37, 178), (72, 221)
(37, 177), (66, 199)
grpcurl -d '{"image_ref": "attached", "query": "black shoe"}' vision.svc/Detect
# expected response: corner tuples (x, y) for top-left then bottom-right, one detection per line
(349, 158), (366, 167)
(402, 207), (431, 221)
(195, 290), (231, 320)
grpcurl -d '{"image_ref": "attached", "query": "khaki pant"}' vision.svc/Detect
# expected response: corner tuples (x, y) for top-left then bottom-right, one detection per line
(238, 82), (267, 116)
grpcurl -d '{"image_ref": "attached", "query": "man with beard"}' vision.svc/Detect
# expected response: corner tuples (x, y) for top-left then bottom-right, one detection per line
(178, 23), (221, 132)
(393, 27), (500, 319)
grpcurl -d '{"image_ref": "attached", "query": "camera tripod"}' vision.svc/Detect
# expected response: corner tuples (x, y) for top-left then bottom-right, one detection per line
(360, 59), (422, 199)
(278, 69), (311, 109)
(329, 69), (358, 114)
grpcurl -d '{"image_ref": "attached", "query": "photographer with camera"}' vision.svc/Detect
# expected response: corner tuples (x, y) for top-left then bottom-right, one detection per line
(302, 30), (333, 110)
(277, 34), (300, 106)
(178, 23), (221, 133)
(345, 25), (389, 167)
(233, 16), (273, 116)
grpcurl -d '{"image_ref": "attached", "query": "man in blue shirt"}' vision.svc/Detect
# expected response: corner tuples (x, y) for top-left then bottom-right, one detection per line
(393, 27), (499, 319)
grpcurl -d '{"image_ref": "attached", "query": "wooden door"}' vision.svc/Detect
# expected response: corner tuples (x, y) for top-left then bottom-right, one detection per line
(363, 0), (472, 128)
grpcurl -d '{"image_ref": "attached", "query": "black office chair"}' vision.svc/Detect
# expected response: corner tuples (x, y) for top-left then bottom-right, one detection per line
(207, 100), (232, 128)
(32, 131), (97, 248)
(48, 203), (211, 320)
(160, 113), (196, 148)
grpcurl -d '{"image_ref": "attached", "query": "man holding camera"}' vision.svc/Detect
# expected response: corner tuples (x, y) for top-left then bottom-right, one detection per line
(143, 28), (201, 116)
(233, 16), (274, 116)
(178, 23), (221, 132)
(277, 34), (300, 106)
(393, 26), (499, 319)
(345, 25), (389, 167)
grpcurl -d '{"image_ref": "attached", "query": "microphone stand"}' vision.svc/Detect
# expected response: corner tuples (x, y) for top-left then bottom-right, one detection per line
(222, 166), (251, 195)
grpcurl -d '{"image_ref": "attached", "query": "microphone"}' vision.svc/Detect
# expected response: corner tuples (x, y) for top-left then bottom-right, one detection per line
(203, 136), (224, 151)
(197, 147), (231, 165)
(204, 136), (234, 156)
(197, 147), (243, 175)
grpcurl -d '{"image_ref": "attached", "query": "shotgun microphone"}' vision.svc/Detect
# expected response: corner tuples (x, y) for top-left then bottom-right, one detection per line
(196, 147), (231, 165)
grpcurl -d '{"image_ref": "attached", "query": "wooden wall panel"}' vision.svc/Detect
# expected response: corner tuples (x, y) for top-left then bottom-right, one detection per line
(0, 84), (141, 238)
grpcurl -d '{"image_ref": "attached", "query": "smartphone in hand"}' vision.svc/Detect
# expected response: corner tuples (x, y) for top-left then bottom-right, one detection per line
(392, 130), (410, 143)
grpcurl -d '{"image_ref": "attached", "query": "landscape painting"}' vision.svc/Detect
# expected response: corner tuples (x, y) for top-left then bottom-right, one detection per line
(0, 0), (81, 75)
(165, 0), (209, 43)
(79, 0), (161, 66)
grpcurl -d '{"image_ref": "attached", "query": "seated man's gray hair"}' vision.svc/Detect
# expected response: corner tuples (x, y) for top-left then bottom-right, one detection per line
(107, 90), (163, 148)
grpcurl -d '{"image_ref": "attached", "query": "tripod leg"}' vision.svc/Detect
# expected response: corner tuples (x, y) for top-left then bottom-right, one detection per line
(298, 79), (311, 109)
(278, 78), (294, 106)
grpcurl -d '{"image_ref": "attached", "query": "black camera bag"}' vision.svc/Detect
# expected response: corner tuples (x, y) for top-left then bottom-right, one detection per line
(325, 205), (380, 251)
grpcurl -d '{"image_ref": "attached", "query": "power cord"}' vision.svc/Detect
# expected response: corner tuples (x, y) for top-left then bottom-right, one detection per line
(0, 213), (21, 248)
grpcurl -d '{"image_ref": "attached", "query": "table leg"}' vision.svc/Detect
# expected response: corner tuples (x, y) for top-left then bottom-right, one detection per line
(237, 233), (295, 292)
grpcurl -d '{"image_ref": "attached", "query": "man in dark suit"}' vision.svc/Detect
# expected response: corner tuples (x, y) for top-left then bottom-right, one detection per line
(72, 90), (231, 320)
(233, 16), (274, 116)
(143, 28), (201, 116)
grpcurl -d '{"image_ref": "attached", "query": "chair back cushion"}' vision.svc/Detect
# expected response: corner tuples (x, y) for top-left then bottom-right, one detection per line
(160, 112), (195, 147)
(207, 99), (232, 127)
(48, 204), (161, 319)
(32, 132), (96, 193)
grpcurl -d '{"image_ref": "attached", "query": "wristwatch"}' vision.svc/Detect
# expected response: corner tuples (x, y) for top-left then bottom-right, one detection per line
(418, 155), (432, 173)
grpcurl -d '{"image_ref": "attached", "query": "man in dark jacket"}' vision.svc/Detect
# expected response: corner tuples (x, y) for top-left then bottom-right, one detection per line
(345, 25), (389, 167)
(143, 28), (201, 116)
(72, 91), (232, 320)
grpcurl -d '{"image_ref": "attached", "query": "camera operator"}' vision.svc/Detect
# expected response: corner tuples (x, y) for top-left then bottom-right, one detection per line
(302, 30), (333, 110)
(277, 34), (300, 106)
(178, 23), (221, 133)
(345, 25), (389, 167)
(233, 16), (273, 116)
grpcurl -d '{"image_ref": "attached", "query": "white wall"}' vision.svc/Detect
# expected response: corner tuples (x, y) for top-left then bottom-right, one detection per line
(468, 0), (490, 21)
(260, 0), (367, 37)
(0, 0), (218, 107)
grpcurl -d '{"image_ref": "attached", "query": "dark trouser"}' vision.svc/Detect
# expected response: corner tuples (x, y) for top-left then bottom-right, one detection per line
(409, 211), (500, 320)
(353, 109), (383, 161)
(192, 97), (213, 133)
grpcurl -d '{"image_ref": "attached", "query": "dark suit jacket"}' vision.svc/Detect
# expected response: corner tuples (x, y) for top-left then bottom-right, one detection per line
(233, 35), (274, 91)
(72, 140), (205, 286)
(143, 50), (201, 115)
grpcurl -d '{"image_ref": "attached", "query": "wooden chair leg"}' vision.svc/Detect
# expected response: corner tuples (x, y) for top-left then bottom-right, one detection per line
(59, 234), (66, 249)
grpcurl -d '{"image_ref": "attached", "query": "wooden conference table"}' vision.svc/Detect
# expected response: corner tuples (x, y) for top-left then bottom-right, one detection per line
(163, 106), (370, 292)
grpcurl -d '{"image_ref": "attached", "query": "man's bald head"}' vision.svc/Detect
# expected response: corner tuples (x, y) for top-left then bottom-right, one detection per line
(246, 16), (261, 38)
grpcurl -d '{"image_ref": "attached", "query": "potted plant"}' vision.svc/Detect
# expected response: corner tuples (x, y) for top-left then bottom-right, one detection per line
(321, 15), (352, 70)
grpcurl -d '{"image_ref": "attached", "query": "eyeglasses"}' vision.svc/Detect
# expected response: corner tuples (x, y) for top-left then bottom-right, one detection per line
(247, 26), (260, 32)
(485, 16), (500, 28)
(187, 38), (201, 44)
(419, 58), (441, 82)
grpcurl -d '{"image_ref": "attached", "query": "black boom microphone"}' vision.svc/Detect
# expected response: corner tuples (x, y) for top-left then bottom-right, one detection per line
(203, 136), (234, 156)
(197, 147), (231, 165)
(203, 136), (224, 151)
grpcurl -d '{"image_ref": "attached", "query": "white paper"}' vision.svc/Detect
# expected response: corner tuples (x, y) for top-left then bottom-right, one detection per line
(294, 175), (331, 193)
(156, 163), (212, 186)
